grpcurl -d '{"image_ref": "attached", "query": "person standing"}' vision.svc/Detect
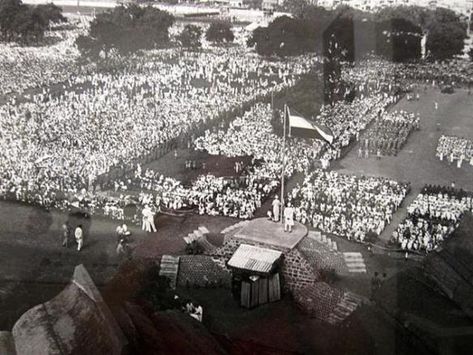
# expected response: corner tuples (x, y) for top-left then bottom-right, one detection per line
(284, 202), (295, 233)
(75, 225), (84, 252)
(116, 238), (131, 260)
(62, 222), (71, 248)
(142, 205), (157, 232)
(142, 206), (150, 232)
(148, 208), (157, 233)
(272, 196), (281, 222)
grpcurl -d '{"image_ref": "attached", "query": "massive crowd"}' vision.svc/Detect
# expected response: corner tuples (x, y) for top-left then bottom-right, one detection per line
(436, 135), (473, 168)
(3, 15), (473, 257)
(392, 185), (473, 252)
(0, 41), (318, 215)
(0, 16), (86, 97)
(343, 58), (473, 95)
(290, 170), (409, 242)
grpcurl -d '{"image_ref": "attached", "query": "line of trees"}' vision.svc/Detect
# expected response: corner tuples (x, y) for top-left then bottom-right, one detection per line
(76, 5), (235, 59)
(176, 21), (234, 49)
(0, 0), (65, 44)
(76, 4), (175, 58)
(248, 5), (467, 62)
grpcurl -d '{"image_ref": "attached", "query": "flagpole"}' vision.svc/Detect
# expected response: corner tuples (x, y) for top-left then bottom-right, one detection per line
(280, 104), (287, 224)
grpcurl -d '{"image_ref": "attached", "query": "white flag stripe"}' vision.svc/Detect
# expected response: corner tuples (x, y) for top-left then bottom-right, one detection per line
(288, 114), (317, 131)
(314, 125), (334, 144)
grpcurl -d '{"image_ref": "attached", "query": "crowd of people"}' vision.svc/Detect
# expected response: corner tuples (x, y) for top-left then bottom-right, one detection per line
(343, 58), (473, 95)
(0, 40), (317, 216)
(360, 110), (420, 158)
(0, 15), (86, 97)
(392, 185), (473, 252)
(290, 170), (409, 242)
(436, 135), (473, 168)
(4, 14), (473, 257)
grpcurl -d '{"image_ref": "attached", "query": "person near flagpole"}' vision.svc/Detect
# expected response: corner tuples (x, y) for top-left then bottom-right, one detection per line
(284, 202), (295, 233)
(272, 196), (281, 222)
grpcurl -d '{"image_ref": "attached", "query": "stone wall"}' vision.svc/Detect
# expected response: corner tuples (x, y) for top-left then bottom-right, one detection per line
(281, 248), (320, 292)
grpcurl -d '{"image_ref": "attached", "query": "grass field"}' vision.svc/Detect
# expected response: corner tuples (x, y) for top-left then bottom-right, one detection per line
(335, 88), (473, 191)
(333, 87), (473, 243)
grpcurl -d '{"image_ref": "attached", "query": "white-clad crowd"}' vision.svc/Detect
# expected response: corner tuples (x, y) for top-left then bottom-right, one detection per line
(392, 186), (473, 252)
(290, 170), (409, 242)
(0, 17), (87, 97)
(436, 135), (473, 168)
(0, 45), (318, 215)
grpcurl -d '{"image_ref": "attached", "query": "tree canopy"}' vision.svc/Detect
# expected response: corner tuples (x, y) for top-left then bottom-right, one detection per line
(248, 4), (466, 62)
(75, 4), (174, 58)
(177, 24), (202, 49)
(205, 21), (234, 44)
(0, 0), (65, 44)
(247, 15), (314, 56)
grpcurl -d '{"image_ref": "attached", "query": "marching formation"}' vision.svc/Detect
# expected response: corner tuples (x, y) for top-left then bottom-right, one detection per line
(360, 110), (420, 158)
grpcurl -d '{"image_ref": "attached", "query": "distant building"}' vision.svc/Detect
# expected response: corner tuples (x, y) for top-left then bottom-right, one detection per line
(315, 0), (473, 15)
(262, 0), (280, 11)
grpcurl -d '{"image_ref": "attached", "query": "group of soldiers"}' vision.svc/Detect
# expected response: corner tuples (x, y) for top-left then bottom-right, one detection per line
(359, 111), (420, 158)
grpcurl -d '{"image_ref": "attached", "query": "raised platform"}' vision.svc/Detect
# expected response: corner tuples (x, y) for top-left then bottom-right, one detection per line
(232, 218), (307, 251)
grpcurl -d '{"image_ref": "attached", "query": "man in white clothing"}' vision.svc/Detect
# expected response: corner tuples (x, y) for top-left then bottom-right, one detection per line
(75, 225), (84, 251)
(272, 196), (281, 222)
(284, 202), (295, 233)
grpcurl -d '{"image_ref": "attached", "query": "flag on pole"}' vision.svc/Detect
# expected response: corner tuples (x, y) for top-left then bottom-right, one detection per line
(285, 106), (334, 144)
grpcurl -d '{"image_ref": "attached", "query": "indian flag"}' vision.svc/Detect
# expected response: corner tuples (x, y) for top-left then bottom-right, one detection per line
(286, 106), (334, 144)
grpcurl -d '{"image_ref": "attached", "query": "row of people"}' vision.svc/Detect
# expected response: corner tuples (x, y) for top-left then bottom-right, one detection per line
(392, 186), (473, 252)
(290, 170), (409, 242)
(436, 135), (473, 168)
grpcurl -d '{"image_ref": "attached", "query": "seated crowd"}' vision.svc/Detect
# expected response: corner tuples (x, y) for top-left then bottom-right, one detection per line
(392, 185), (473, 252)
(290, 170), (409, 242)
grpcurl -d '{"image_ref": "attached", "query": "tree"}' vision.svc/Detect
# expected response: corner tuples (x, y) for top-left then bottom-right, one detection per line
(0, 0), (22, 41)
(247, 16), (313, 57)
(376, 18), (422, 62)
(323, 14), (355, 62)
(427, 21), (466, 60)
(205, 21), (234, 44)
(75, 34), (101, 60)
(0, 0), (65, 44)
(177, 24), (202, 49)
(375, 5), (466, 61)
(34, 3), (66, 26)
(77, 4), (175, 58)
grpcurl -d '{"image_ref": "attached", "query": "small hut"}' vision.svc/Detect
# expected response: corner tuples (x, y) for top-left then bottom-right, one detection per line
(227, 244), (283, 308)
